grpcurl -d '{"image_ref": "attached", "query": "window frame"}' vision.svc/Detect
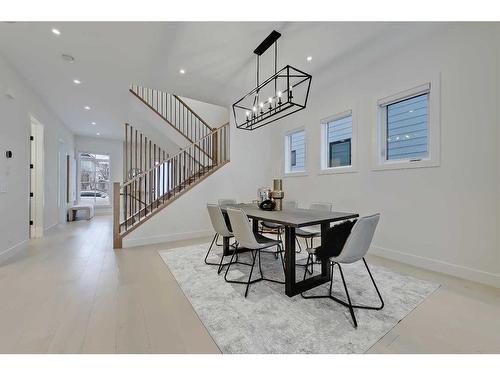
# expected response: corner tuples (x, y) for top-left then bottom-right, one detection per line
(77, 151), (112, 207)
(373, 80), (440, 171)
(319, 110), (357, 175)
(283, 127), (307, 176)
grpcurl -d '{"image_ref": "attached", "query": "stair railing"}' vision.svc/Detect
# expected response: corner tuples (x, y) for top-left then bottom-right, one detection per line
(113, 122), (230, 247)
(129, 84), (213, 144)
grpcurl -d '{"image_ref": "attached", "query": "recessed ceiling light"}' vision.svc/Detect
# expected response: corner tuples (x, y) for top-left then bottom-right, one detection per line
(179, 69), (186, 75)
(91, 122), (96, 125)
(51, 28), (61, 36)
(84, 106), (91, 110)
(96, 132), (100, 136)
(306, 56), (312, 62)
(73, 79), (81, 85)
(62, 54), (75, 63)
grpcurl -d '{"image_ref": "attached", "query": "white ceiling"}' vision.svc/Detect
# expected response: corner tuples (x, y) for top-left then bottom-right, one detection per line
(0, 22), (445, 139)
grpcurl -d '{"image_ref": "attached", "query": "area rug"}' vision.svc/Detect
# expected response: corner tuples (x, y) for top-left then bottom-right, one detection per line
(159, 242), (439, 354)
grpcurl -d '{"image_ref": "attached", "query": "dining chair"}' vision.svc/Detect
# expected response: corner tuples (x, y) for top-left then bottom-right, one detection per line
(301, 213), (384, 328)
(205, 204), (238, 274)
(224, 207), (285, 298)
(218, 198), (237, 206)
(260, 200), (298, 259)
(295, 202), (333, 251)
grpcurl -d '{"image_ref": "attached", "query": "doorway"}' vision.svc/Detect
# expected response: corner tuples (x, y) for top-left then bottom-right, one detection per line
(30, 116), (44, 238)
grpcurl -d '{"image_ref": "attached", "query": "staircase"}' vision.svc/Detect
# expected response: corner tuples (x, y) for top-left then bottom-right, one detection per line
(113, 86), (230, 248)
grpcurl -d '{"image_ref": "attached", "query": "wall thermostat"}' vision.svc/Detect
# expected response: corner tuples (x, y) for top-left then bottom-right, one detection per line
(5, 151), (12, 159)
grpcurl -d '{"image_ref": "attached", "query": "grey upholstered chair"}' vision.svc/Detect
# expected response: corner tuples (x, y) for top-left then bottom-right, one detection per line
(205, 204), (235, 274)
(224, 207), (285, 297)
(295, 202), (333, 250)
(302, 213), (384, 328)
(218, 198), (237, 206)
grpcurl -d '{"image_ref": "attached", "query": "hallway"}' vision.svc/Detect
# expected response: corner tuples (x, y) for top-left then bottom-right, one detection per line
(0, 216), (219, 353)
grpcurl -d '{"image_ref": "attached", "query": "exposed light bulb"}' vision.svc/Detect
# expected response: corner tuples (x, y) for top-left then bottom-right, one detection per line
(277, 91), (282, 97)
(245, 111), (250, 116)
(268, 97), (273, 103)
(84, 106), (91, 110)
(252, 106), (257, 112)
(259, 102), (264, 108)
(51, 28), (61, 36)
(73, 79), (81, 85)
(306, 56), (312, 61)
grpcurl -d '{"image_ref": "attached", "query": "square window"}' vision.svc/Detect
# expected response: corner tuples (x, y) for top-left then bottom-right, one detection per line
(374, 81), (439, 170)
(285, 130), (305, 174)
(321, 112), (353, 171)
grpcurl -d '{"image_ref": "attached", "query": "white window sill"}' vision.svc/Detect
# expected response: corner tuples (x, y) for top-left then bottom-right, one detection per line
(372, 158), (439, 171)
(283, 171), (308, 178)
(318, 166), (357, 175)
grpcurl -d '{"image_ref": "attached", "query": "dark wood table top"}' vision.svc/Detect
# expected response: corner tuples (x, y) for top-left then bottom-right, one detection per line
(220, 203), (358, 228)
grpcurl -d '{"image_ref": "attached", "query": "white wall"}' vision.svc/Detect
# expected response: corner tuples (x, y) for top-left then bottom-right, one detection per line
(269, 24), (500, 287)
(179, 96), (229, 128)
(0, 55), (74, 255)
(75, 135), (123, 213)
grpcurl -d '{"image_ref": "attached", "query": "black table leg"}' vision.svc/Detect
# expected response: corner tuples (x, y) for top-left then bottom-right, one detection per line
(252, 218), (259, 233)
(284, 226), (296, 296)
(222, 236), (230, 256)
(320, 222), (330, 277)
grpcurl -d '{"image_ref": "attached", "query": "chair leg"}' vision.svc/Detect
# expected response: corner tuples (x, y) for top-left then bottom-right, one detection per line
(244, 251), (257, 298)
(362, 258), (385, 310)
(204, 234), (218, 265)
(278, 244), (286, 275)
(301, 259), (384, 328)
(295, 237), (302, 253)
(336, 263), (358, 328)
(258, 249), (263, 278)
(303, 254), (311, 281)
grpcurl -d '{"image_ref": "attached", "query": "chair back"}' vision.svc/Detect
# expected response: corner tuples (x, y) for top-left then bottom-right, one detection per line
(226, 208), (260, 249)
(218, 198), (236, 206)
(207, 204), (232, 237)
(335, 214), (380, 264)
(310, 202), (333, 211)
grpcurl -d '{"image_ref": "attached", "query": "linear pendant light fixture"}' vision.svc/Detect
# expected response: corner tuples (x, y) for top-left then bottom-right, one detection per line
(232, 30), (312, 131)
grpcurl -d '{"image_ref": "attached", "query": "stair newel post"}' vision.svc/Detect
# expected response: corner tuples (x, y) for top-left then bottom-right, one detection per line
(113, 182), (122, 249)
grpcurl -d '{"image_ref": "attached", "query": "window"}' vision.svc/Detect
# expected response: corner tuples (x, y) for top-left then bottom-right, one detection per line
(321, 111), (352, 169)
(375, 82), (439, 170)
(79, 153), (110, 205)
(320, 111), (355, 172)
(386, 93), (428, 161)
(284, 130), (305, 174)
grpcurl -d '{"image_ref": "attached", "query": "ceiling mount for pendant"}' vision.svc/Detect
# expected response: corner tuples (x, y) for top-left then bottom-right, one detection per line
(232, 30), (312, 131)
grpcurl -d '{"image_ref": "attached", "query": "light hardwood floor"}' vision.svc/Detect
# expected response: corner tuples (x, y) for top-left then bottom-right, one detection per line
(0, 215), (499, 354)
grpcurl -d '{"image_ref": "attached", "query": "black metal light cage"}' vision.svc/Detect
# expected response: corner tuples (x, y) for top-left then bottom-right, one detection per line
(233, 65), (312, 131)
(232, 30), (312, 131)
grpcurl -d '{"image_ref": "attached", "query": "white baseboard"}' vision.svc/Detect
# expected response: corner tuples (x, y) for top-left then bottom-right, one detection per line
(370, 245), (500, 289)
(0, 239), (28, 259)
(123, 229), (213, 248)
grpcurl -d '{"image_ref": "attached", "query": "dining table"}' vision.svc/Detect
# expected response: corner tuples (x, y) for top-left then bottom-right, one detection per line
(220, 203), (359, 297)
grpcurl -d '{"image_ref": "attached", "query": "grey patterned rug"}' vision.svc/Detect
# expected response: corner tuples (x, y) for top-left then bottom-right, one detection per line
(159, 242), (439, 354)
